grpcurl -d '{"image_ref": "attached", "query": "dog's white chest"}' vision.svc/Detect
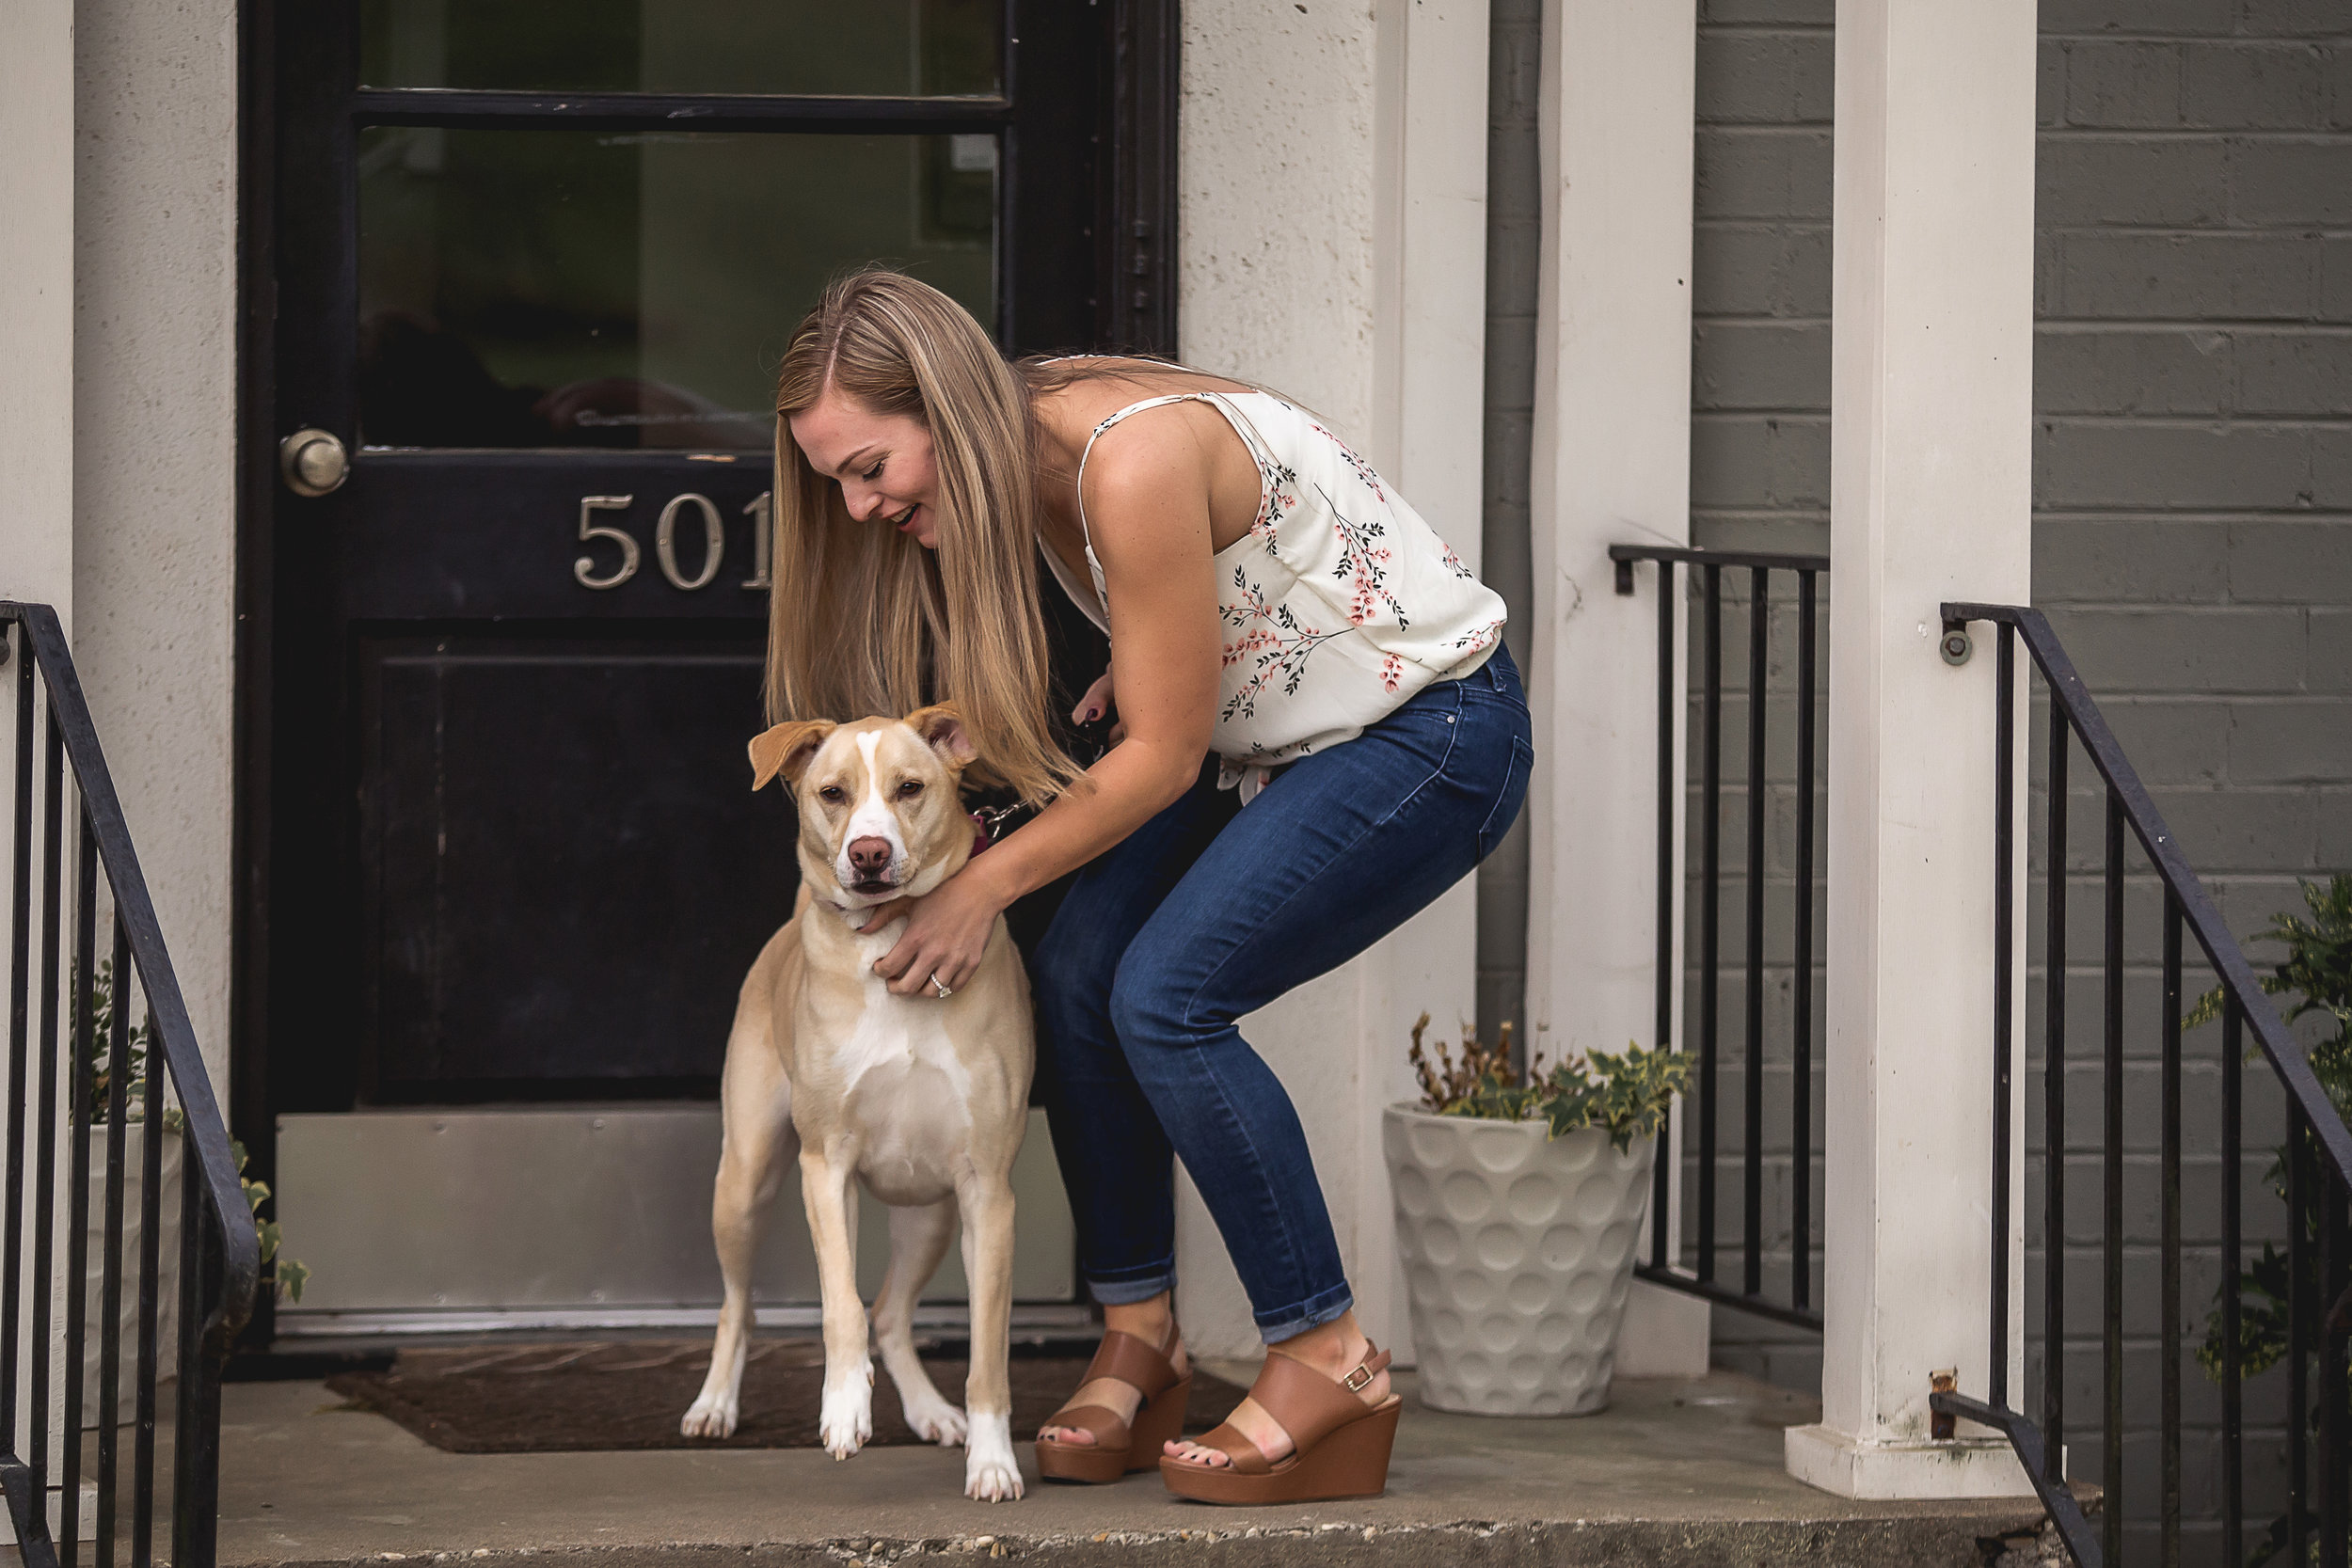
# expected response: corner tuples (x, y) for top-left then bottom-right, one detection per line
(836, 965), (975, 1205)
(830, 937), (973, 1103)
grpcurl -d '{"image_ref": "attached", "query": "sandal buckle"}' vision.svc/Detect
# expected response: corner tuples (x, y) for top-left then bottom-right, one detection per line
(1343, 1362), (1375, 1393)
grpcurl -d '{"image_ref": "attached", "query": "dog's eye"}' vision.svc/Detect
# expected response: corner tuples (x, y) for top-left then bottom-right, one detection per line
(896, 779), (924, 798)
(818, 784), (846, 803)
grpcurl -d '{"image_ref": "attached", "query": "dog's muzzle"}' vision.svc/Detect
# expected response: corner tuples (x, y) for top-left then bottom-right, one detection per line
(845, 834), (898, 895)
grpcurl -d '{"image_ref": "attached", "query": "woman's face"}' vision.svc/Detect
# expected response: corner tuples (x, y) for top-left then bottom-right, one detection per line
(789, 389), (942, 549)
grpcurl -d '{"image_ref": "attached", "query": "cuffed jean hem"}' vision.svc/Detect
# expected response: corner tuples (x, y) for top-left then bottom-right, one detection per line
(1088, 1270), (1178, 1307)
(1252, 1283), (1355, 1345)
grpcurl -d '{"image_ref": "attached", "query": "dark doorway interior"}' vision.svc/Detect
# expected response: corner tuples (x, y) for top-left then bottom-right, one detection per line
(236, 0), (1177, 1153)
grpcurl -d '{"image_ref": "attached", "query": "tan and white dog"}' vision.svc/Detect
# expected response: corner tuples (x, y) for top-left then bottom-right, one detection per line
(679, 705), (1035, 1503)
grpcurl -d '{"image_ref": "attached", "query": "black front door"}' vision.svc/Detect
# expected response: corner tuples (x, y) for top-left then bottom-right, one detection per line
(248, 2), (1170, 1129)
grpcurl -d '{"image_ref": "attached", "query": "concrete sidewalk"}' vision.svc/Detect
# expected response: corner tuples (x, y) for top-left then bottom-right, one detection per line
(217, 1366), (2071, 1568)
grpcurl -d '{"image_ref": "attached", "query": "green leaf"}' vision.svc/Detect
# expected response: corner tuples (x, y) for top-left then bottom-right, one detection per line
(2196, 1242), (2293, 1384)
(2195, 875), (2352, 1415)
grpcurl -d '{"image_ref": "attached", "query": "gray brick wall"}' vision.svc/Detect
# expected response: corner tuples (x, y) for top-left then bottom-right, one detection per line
(1689, 0), (1833, 562)
(1674, 1), (2352, 1556)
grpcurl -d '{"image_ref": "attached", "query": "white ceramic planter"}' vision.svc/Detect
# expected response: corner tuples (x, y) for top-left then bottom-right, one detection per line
(1383, 1104), (1656, 1417)
(76, 1123), (183, 1425)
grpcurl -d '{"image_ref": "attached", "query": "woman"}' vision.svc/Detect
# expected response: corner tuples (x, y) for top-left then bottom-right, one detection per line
(768, 271), (1531, 1504)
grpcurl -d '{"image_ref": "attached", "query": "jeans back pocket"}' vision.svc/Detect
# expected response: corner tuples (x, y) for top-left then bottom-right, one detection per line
(1476, 734), (1535, 861)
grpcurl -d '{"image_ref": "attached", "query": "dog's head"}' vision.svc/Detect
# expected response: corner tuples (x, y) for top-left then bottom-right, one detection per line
(748, 705), (978, 908)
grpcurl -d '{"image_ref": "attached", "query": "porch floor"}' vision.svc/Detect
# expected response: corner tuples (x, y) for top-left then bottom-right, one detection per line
(217, 1363), (2068, 1568)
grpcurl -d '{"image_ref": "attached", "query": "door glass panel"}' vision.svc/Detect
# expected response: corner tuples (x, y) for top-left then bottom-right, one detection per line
(358, 128), (997, 450)
(360, 0), (1001, 99)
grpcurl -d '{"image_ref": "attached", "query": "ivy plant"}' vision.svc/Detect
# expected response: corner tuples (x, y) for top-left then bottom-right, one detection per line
(84, 961), (310, 1305)
(1408, 1013), (1689, 1151)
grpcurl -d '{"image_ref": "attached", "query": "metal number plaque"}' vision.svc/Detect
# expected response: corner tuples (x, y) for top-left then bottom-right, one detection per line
(656, 493), (725, 592)
(575, 495), (639, 590)
(574, 490), (775, 594)
(741, 491), (774, 592)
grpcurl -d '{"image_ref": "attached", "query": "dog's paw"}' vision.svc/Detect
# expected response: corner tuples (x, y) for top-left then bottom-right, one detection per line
(902, 1388), (969, 1447)
(963, 1410), (1024, 1502)
(819, 1363), (875, 1461)
(965, 1452), (1025, 1503)
(679, 1392), (739, 1439)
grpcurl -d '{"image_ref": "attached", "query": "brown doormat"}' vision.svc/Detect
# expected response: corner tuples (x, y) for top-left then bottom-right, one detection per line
(326, 1340), (1248, 1455)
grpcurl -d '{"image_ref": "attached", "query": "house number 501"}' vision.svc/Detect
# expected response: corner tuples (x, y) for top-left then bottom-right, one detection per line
(574, 492), (774, 593)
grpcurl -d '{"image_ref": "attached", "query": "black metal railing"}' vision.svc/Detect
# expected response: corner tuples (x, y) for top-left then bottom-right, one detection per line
(1, 604), (260, 1568)
(1936, 603), (2352, 1568)
(1610, 544), (1828, 1332)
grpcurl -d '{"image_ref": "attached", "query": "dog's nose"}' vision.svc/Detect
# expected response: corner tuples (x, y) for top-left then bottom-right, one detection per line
(847, 837), (894, 878)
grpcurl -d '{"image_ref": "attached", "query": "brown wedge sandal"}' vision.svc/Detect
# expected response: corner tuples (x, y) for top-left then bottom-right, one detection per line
(1159, 1342), (1401, 1505)
(1035, 1327), (1193, 1483)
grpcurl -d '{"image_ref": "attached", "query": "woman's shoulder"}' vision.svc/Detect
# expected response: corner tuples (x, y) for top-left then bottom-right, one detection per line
(1074, 402), (1224, 506)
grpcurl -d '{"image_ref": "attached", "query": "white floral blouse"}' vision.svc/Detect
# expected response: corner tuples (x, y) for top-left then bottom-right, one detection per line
(1042, 388), (1508, 801)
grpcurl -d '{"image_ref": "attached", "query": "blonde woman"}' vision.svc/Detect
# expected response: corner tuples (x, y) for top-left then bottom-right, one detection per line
(769, 271), (1531, 1504)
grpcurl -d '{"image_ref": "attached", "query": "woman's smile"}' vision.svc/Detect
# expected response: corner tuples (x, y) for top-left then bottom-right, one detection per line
(883, 499), (938, 548)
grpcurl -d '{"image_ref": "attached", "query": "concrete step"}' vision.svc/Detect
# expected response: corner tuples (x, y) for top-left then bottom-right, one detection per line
(219, 1369), (2074, 1568)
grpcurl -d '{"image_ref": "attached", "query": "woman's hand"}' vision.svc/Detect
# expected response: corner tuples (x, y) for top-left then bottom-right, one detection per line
(1073, 669), (1128, 746)
(863, 863), (1009, 997)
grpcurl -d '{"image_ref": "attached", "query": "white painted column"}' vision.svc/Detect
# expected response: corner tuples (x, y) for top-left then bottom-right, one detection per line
(1522, 0), (1708, 1376)
(1782, 0), (2037, 1499)
(69, 0), (244, 1096)
(0, 0), (77, 618)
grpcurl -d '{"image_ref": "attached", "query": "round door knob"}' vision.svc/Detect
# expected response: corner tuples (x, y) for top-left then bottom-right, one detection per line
(278, 428), (349, 497)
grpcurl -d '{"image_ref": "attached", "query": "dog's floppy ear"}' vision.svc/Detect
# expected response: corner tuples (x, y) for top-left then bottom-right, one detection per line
(749, 720), (836, 792)
(903, 704), (977, 771)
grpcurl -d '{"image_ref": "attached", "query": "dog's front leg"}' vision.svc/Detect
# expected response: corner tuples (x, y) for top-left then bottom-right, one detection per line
(874, 1199), (966, 1445)
(680, 1122), (790, 1437)
(800, 1144), (873, 1460)
(956, 1175), (1023, 1501)
(683, 1051), (794, 1438)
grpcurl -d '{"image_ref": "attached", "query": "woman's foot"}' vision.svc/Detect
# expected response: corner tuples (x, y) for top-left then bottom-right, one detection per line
(1164, 1311), (1390, 1468)
(1040, 1296), (1190, 1449)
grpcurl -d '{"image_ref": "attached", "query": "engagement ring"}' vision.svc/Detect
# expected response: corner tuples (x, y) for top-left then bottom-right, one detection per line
(930, 973), (954, 999)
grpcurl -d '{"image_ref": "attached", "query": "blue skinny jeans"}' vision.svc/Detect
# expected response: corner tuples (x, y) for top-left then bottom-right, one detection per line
(1028, 642), (1534, 1343)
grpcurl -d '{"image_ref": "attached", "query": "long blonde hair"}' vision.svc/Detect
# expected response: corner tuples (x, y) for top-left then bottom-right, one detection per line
(767, 271), (1080, 805)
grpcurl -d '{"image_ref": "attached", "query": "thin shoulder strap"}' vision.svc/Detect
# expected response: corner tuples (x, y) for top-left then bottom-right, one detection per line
(1073, 394), (1215, 541)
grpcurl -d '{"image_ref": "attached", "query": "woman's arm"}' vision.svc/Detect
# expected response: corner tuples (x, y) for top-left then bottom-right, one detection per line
(868, 421), (1224, 995)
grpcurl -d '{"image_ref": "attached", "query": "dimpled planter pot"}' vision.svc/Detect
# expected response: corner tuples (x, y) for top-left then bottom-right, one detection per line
(1383, 1104), (1657, 1417)
(80, 1124), (182, 1425)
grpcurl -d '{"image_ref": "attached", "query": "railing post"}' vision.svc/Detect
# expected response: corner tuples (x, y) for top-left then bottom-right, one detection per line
(1783, 0), (2038, 1500)
(2103, 790), (2125, 1567)
(1699, 564), (1722, 1287)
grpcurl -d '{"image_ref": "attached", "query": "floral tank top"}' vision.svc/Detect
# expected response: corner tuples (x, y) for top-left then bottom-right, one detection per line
(1042, 388), (1508, 801)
